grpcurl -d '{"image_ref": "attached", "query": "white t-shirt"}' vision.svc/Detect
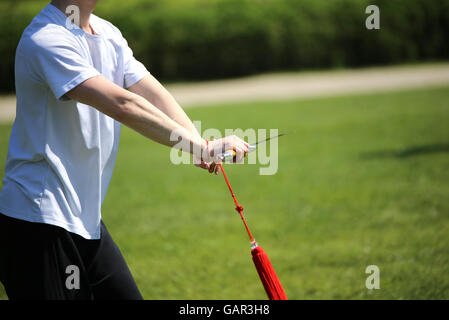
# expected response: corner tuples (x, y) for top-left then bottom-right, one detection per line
(0, 4), (149, 239)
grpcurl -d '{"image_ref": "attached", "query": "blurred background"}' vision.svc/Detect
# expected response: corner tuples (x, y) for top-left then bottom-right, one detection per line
(0, 0), (448, 299)
(0, 0), (448, 90)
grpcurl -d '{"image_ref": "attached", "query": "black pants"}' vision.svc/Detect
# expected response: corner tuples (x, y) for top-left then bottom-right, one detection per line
(0, 213), (143, 300)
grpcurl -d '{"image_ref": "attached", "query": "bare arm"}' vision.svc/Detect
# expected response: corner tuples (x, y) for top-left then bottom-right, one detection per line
(66, 75), (204, 154)
(65, 75), (249, 167)
(127, 74), (201, 140)
(127, 74), (215, 171)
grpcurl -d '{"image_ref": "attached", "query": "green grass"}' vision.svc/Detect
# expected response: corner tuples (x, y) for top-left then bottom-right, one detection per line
(0, 86), (448, 299)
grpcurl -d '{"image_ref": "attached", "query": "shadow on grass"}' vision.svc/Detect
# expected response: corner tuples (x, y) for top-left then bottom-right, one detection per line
(360, 143), (449, 159)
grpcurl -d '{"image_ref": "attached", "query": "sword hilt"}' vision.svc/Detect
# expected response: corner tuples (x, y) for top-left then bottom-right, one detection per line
(218, 145), (256, 160)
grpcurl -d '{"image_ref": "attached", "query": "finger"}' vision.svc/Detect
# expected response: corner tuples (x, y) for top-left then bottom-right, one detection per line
(234, 147), (245, 163)
(223, 139), (247, 155)
(211, 141), (225, 158)
(214, 163), (221, 175)
(209, 162), (216, 174)
(234, 135), (249, 148)
(234, 140), (249, 154)
(200, 161), (210, 170)
(240, 143), (249, 156)
(194, 158), (209, 169)
(238, 137), (249, 148)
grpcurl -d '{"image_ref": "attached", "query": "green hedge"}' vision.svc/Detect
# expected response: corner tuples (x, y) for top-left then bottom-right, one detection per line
(0, 0), (448, 92)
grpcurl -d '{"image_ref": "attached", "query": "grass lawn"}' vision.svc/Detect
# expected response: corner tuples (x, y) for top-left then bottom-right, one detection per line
(0, 86), (448, 299)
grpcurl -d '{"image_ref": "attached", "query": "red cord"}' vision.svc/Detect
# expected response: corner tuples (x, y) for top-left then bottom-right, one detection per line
(206, 139), (254, 240)
(218, 162), (254, 241)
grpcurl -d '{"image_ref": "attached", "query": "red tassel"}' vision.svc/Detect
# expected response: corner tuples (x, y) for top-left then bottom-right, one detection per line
(251, 246), (288, 300)
(217, 162), (287, 300)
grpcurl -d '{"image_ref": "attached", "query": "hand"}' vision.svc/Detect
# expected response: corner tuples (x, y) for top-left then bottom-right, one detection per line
(195, 136), (249, 175)
(193, 154), (216, 173)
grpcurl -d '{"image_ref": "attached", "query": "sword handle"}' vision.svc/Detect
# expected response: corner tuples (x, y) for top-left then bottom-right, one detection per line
(218, 145), (256, 160)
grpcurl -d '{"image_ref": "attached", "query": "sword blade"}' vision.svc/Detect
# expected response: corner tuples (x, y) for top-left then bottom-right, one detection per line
(252, 133), (287, 146)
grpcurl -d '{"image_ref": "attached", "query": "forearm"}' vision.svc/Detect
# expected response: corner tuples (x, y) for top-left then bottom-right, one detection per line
(66, 76), (205, 156)
(66, 75), (248, 168)
(153, 90), (201, 139)
(117, 94), (204, 154)
(128, 75), (201, 139)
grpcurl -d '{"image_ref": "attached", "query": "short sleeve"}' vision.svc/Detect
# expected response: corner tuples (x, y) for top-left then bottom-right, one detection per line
(25, 33), (100, 100)
(121, 37), (150, 89)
